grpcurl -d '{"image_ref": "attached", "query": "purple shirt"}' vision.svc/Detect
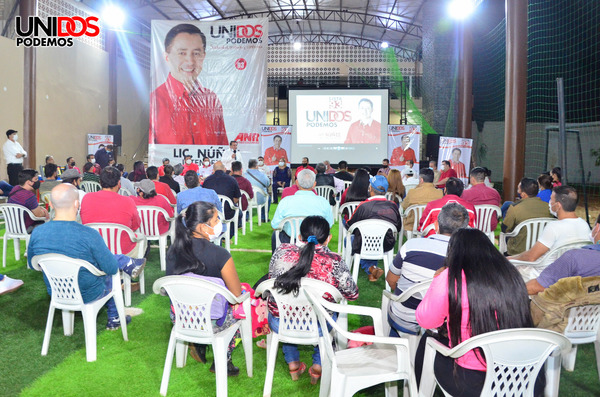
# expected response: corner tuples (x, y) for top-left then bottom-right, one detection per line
(7, 186), (39, 228)
(537, 247), (600, 288)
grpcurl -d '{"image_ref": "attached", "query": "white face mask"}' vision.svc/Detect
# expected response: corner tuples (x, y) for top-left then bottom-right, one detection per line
(279, 161), (285, 167)
(13, 134), (18, 141)
(90, 159), (96, 164)
(203, 161), (210, 166)
(205, 221), (223, 241)
(186, 159), (192, 165)
(258, 160), (264, 166)
(549, 202), (558, 217)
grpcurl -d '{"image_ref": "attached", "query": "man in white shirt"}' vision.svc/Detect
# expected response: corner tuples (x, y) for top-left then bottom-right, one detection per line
(221, 140), (244, 172)
(3, 129), (27, 186)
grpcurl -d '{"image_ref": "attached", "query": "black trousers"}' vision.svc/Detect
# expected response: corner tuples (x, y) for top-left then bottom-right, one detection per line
(7, 163), (23, 186)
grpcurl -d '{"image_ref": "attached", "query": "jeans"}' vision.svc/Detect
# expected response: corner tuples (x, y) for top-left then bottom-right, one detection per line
(0, 180), (13, 196)
(349, 234), (378, 274)
(501, 201), (514, 218)
(100, 276), (118, 319)
(268, 313), (326, 366)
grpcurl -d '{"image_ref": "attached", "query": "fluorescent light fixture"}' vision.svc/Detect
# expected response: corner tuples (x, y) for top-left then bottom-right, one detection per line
(102, 4), (126, 28)
(447, 0), (476, 20)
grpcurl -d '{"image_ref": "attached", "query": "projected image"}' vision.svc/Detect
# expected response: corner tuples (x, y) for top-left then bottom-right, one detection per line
(345, 98), (381, 144)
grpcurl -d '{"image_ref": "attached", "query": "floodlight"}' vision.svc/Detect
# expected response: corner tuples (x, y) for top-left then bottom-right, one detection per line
(293, 41), (302, 50)
(102, 4), (126, 28)
(380, 42), (389, 49)
(447, 0), (475, 20)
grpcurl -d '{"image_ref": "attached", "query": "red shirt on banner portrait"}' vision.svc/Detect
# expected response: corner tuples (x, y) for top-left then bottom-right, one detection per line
(264, 146), (289, 165)
(344, 120), (381, 144)
(390, 146), (417, 166)
(450, 160), (467, 179)
(150, 74), (228, 145)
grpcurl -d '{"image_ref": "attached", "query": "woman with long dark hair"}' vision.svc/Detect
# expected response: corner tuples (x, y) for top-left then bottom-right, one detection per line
(128, 161), (146, 182)
(551, 167), (562, 187)
(414, 228), (536, 396)
(165, 201), (243, 375)
(340, 168), (371, 205)
(268, 216), (358, 383)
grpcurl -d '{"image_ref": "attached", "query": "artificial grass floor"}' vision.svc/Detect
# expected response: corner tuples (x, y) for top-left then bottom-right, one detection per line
(0, 205), (599, 396)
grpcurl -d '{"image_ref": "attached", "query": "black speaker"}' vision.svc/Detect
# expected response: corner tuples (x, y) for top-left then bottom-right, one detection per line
(425, 134), (441, 160)
(278, 85), (288, 100)
(108, 124), (122, 146)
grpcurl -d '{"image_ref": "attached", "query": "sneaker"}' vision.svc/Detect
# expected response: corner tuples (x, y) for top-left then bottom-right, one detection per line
(209, 359), (240, 377)
(122, 258), (146, 279)
(106, 315), (132, 330)
(0, 276), (24, 295)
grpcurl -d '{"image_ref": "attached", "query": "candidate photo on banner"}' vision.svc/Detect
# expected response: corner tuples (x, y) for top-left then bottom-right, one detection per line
(388, 125), (420, 170)
(261, 125), (291, 167)
(148, 19), (268, 165)
(438, 137), (473, 183)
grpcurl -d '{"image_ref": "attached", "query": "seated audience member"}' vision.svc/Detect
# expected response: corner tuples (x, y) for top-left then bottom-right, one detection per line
(386, 169), (405, 203)
(166, 202), (243, 374)
(272, 158), (292, 204)
(386, 203), (469, 335)
(435, 160), (457, 188)
(419, 178), (476, 238)
(198, 156), (213, 181)
(508, 186), (591, 263)
(245, 159), (270, 220)
(315, 163), (337, 205)
(347, 175), (401, 282)
(0, 273), (24, 295)
(173, 164), (185, 190)
(281, 183), (318, 199)
(203, 162), (241, 226)
(377, 159), (391, 176)
(294, 157), (316, 178)
(128, 161), (146, 182)
(551, 167), (562, 187)
(182, 154), (200, 175)
(537, 174), (553, 203)
(403, 169), (420, 188)
(414, 229), (536, 396)
(176, 170), (222, 214)
(86, 154), (101, 174)
(82, 162), (100, 183)
(158, 158), (170, 177)
(45, 155), (55, 165)
(271, 169), (333, 253)
(146, 166), (176, 205)
(461, 167), (502, 230)
(501, 178), (552, 255)
(66, 156), (80, 174)
(323, 160), (336, 175)
(340, 168), (370, 206)
(231, 161), (253, 213)
(28, 184), (145, 329)
(61, 169), (86, 202)
(268, 216), (358, 381)
(401, 160), (415, 179)
(334, 160), (354, 182)
(39, 163), (61, 193)
(7, 168), (49, 232)
(401, 168), (443, 233)
(80, 166), (142, 257)
(526, 213), (600, 295)
(159, 164), (180, 194)
(131, 179), (174, 235)
(429, 160), (441, 185)
(116, 164), (136, 196)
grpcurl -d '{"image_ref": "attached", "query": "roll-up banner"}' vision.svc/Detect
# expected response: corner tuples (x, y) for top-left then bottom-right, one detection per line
(260, 125), (292, 170)
(388, 125), (421, 174)
(438, 137), (473, 184)
(148, 19), (268, 166)
(87, 134), (113, 155)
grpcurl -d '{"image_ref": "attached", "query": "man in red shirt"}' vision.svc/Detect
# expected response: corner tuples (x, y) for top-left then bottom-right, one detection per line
(149, 23), (227, 145)
(80, 166), (142, 256)
(390, 135), (417, 166)
(294, 157), (316, 178)
(130, 179), (174, 235)
(344, 98), (381, 144)
(231, 161), (254, 212)
(146, 166), (176, 205)
(158, 158), (169, 177)
(435, 160), (458, 188)
(182, 154), (200, 175)
(461, 167), (502, 230)
(264, 135), (289, 165)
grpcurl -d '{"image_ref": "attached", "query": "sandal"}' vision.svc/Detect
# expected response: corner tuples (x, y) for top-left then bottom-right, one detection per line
(256, 339), (267, 349)
(289, 362), (307, 381)
(308, 366), (322, 385)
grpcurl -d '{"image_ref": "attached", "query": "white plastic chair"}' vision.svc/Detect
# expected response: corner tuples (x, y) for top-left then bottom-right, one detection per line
(255, 278), (345, 397)
(0, 203), (46, 268)
(499, 217), (556, 254)
(85, 223), (147, 306)
(158, 193), (177, 209)
(419, 328), (570, 397)
(136, 206), (173, 272)
(218, 195), (240, 245)
(252, 186), (269, 227)
(273, 216), (306, 248)
(315, 185), (338, 220)
(240, 191), (252, 235)
(402, 204), (426, 241)
(153, 276), (253, 397)
(473, 204), (501, 243)
(345, 219), (397, 291)
(215, 210), (231, 252)
(305, 289), (418, 397)
(80, 180), (101, 193)
(385, 192), (403, 204)
(337, 201), (361, 255)
(31, 253), (128, 362)
(510, 240), (592, 282)
(343, 180), (353, 190)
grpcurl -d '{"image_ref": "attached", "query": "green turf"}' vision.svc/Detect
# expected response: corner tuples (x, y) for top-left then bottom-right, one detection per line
(1, 207), (599, 396)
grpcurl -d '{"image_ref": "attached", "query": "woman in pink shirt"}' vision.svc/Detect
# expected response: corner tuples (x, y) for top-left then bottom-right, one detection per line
(414, 229), (536, 396)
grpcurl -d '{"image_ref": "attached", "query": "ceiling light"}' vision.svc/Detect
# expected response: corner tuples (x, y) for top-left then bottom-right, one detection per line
(293, 42), (302, 50)
(380, 42), (389, 49)
(102, 4), (126, 28)
(447, 0), (476, 20)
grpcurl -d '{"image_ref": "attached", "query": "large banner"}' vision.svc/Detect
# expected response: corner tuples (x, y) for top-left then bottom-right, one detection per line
(438, 137), (473, 184)
(387, 125), (421, 174)
(148, 19), (268, 166)
(260, 125), (291, 169)
(87, 134), (113, 155)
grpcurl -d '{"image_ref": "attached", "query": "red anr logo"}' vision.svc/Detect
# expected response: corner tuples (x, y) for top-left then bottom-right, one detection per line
(235, 58), (247, 70)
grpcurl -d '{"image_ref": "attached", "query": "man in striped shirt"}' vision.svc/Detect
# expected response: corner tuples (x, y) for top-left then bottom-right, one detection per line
(385, 203), (469, 335)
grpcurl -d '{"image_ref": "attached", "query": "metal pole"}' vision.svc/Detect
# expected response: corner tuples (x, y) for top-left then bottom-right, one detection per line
(21, 0), (37, 168)
(556, 78), (567, 184)
(457, 22), (473, 139)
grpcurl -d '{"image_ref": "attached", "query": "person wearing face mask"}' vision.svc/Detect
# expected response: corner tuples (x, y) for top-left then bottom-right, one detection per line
(246, 159), (271, 219)
(435, 160), (457, 189)
(198, 156), (213, 180)
(94, 144), (114, 169)
(272, 157), (291, 204)
(377, 159), (391, 176)
(3, 129), (27, 186)
(7, 168), (49, 232)
(525, 213), (600, 295)
(182, 154), (200, 175)
(508, 186), (591, 270)
(294, 157), (315, 179)
(166, 201), (243, 375)
(66, 156), (81, 174)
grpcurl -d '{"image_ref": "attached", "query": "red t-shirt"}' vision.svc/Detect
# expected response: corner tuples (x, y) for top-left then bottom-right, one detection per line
(130, 195), (174, 235)
(264, 147), (289, 165)
(182, 162), (200, 175)
(390, 146), (417, 166)
(80, 190), (141, 254)
(436, 168), (458, 188)
(153, 180), (176, 204)
(294, 165), (316, 178)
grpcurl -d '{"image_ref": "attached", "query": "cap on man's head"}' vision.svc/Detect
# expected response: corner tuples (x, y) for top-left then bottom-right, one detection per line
(6, 129), (17, 138)
(138, 179), (156, 194)
(61, 169), (82, 180)
(370, 175), (389, 194)
(405, 169), (415, 176)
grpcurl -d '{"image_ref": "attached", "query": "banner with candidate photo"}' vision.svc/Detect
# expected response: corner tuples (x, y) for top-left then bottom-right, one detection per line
(87, 134), (113, 155)
(438, 137), (473, 184)
(260, 125), (291, 170)
(387, 125), (421, 174)
(148, 18), (268, 167)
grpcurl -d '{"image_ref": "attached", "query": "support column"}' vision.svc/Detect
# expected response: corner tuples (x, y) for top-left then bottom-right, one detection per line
(457, 23), (473, 139)
(107, 29), (117, 125)
(503, 0), (528, 201)
(21, 0), (37, 168)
